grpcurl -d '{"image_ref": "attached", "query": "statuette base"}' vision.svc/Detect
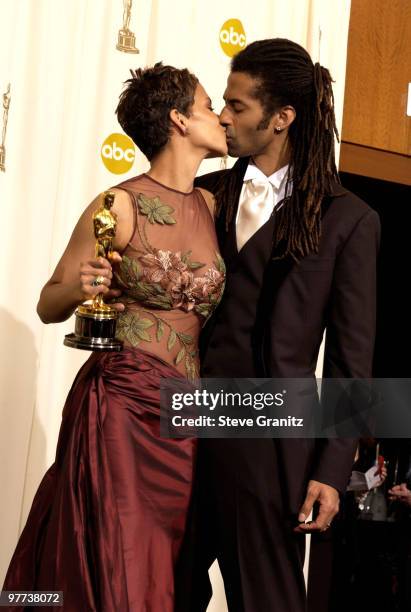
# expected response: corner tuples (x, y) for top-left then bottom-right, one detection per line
(116, 30), (139, 54)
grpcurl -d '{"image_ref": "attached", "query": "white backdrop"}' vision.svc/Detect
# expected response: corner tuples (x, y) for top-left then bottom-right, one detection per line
(0, 1), (351, 608)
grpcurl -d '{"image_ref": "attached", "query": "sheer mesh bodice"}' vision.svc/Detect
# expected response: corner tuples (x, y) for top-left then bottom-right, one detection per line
(112, 174), (225, 379)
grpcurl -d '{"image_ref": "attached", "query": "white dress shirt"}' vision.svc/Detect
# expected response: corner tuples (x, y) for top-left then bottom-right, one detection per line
(235, 163), (292, 250)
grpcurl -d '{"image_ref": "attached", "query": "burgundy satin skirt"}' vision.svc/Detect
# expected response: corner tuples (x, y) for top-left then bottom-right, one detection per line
(2, 348), (196, 611)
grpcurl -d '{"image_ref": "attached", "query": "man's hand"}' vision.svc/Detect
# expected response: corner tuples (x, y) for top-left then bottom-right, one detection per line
(388, 483), (411, 508)
(294, 479), (339, 533)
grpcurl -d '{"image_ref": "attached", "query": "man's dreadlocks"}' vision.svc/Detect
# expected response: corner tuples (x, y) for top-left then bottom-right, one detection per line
(215, 38), (341, 261)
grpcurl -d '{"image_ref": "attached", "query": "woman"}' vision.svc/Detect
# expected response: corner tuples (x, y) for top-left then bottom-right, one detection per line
(3, 63), (227, 611)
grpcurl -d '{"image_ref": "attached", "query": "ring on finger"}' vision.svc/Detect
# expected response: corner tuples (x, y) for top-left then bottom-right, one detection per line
(91, 275), (105, 287)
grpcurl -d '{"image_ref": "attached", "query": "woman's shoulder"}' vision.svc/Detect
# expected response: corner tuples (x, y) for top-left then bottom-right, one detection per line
(195, 187), (216, 219)
(194, 169), (230, 194)
(108, 174), (151, 214)
(110, 173), (147, 193)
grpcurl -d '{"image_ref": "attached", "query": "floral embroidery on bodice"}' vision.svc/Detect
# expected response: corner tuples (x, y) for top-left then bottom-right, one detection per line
(112, 174), (225, 380)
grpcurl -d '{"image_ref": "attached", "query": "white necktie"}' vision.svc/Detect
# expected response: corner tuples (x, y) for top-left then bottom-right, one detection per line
(236, 177), (273, 251)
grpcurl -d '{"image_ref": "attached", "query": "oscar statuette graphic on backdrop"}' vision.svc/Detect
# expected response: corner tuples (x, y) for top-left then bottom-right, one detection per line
(116, 0), (139, 54)
(64, 191), (123, 351)
(0, 83), (11, 172)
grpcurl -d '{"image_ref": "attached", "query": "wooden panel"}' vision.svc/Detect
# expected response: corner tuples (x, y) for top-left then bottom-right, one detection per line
(342, 0), (411, 155)
(339, 142), (411, 186)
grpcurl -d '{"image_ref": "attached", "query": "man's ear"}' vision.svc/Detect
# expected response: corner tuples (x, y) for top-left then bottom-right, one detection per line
(272, 105), (296, 133)
(170, 109), (188, 135)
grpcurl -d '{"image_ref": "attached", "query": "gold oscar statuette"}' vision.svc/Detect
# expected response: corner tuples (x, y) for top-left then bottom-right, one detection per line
(64, 191), (123, 351)
(116, 0), (139, 54)
(0, 83), (11, 172)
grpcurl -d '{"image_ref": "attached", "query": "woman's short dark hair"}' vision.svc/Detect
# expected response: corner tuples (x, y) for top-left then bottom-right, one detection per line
(116, 62), (198, 160)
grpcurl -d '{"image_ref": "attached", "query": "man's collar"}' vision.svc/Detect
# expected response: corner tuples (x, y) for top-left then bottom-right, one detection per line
(243, 162), (290, 190)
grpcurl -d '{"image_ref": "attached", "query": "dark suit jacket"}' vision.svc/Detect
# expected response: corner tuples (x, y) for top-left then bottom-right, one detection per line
(195, 165), (381, 498)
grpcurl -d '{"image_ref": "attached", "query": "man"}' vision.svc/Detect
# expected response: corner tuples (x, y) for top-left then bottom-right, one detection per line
(180, 38), (381, 612)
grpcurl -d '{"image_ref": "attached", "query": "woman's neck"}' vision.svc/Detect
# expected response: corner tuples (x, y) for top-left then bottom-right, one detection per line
(147, 146), (203, 194)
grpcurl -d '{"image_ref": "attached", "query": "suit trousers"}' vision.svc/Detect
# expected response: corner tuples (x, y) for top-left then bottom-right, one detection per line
(179, 438), (307, 612)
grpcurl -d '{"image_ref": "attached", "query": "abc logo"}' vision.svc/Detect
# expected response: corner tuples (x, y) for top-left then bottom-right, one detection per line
(101, 133), (135, 174)
(219, 19), (246, 57)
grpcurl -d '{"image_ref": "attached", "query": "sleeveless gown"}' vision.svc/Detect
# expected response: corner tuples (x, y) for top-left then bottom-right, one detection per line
(2, 174), (225, 612)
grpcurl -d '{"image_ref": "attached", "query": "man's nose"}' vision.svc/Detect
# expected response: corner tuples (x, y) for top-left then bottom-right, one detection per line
(219, 107), (232, 127)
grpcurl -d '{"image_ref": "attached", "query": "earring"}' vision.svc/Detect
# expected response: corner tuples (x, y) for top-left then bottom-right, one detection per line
(275, 126), (282, 133)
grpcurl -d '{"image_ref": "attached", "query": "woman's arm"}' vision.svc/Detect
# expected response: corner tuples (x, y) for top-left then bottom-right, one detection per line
(37, 188), (133, 324)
